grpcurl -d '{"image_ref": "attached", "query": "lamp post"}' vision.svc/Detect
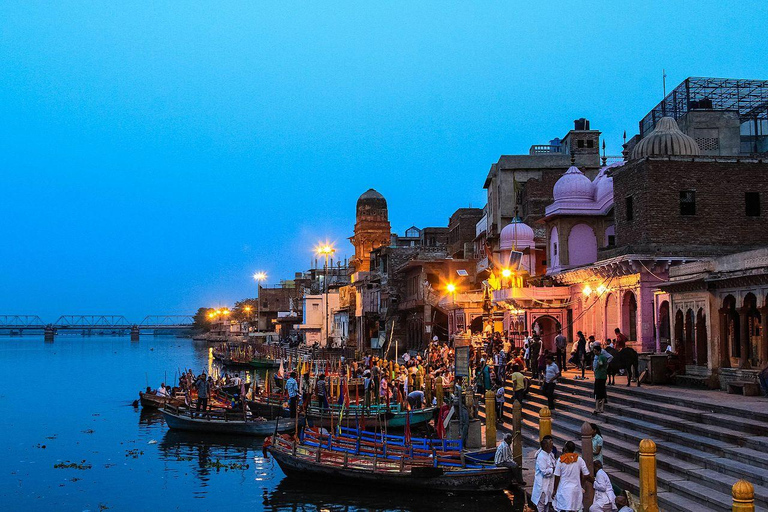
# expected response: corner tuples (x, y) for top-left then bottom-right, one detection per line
(447, 283), (457, 334)
(243, 305), (252, 336)
(316, 243), (336, 348)
(253, 272), (267, 333)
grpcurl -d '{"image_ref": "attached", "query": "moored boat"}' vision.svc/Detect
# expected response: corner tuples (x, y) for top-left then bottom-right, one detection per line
(161, 405), (298, 436)
(267, 434), (515, 492)
(139, 391), (183, 409)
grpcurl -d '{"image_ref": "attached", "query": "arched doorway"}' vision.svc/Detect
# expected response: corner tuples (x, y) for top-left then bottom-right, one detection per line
(684, 309), (695, 365)
(744, 293), (761, 367)
(533, 315), (561, 353)
(659, 301), (671, 348)
(470, 315), (484, 334)
(696, 308), (708, 366)
(674, 309), (684, 361)
(623, 291), (638, 341)
(605, 293), (618, 341)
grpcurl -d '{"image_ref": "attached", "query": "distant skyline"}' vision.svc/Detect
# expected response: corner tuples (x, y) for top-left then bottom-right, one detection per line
(2, 1), (767, 319)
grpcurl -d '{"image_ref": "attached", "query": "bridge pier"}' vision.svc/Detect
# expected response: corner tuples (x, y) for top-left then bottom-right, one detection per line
(44, 326), (55, 342)
(130, 325), (140, 341)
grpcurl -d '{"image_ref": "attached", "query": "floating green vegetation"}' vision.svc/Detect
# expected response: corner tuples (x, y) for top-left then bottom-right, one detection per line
(204, 459), (250, 471)
(54, 460), (92, 470)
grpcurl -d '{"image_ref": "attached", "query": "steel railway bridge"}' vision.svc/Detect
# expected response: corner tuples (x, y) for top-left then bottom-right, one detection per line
(0, 315), (195, 340)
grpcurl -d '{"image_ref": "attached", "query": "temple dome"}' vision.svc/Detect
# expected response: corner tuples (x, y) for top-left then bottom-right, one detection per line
(500, 218), (535, 250)
(593, 162), (622, 203)
(630, 116), (700, 159)
(553, 165), (594, 202)
(356, 188), (388, 219)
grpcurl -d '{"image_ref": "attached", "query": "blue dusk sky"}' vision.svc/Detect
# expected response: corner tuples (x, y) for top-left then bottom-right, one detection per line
(1, 1), (767, 320)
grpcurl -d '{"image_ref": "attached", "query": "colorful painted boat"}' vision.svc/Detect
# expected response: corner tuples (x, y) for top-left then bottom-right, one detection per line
(267, 435), (515, 492)
(139, 391), (183, 409)
(249, 358), (282, 369)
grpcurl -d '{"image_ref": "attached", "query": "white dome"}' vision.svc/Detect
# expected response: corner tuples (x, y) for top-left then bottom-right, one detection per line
(553, 165), (594, 201)
(500, 218), (535, 250)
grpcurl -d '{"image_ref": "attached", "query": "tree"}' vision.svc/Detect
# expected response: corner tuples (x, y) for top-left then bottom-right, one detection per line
(192, 307), (215, 332)
(233, 298), (257, 322)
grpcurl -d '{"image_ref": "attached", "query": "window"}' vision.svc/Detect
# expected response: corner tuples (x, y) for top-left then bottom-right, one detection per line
(625, 196), (634, 222)
(607, 235), (616, 247)
(577, 140), (585, 148)
(680, 190), (696, 216)
(746, 192), (761, 217)
(587, 139), (594, 148)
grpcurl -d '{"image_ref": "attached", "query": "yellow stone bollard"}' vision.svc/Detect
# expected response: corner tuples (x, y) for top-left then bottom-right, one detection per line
(512, 400), (523, 467)
(639, 439), (659, 512)
(539, 406), (552, 441)
(485, 390), (496, 449)
(732, 480), (755, 512)
(436, 378), (444, 408)
(425, 374), (433, 405)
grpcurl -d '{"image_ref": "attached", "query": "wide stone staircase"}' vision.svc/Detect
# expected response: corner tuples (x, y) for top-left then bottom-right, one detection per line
(480, 375), (768, 511)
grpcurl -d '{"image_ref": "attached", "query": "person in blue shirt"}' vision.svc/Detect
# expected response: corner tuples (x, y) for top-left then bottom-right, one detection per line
(285, 371), (299, 418)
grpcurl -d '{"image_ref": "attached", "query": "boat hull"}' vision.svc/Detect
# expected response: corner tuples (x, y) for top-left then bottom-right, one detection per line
(249, 359), (281, 369)
(161, 409), (296, 436)
(268, 446), (513, 492)
(139, 392), (182, 409)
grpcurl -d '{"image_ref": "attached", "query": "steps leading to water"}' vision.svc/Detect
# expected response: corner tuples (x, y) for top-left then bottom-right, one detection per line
(479, 375), (768, 512)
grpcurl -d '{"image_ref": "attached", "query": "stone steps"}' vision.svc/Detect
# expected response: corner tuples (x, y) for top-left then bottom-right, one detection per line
(479, 377), (768, 512)
(512, 387), (768, 472)
(515, 394), (768, 508)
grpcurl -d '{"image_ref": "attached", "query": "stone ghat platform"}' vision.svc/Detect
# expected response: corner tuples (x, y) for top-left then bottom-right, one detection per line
(480, 369), (768, 511)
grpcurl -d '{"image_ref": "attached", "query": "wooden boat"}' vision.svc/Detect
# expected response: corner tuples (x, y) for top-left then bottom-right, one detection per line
(267, 434), (515, 492)
(220, 382), (251, 396)
(161, 405), (298, 436)
(249, 357), (281, 369)
(139, 391), (183, 409)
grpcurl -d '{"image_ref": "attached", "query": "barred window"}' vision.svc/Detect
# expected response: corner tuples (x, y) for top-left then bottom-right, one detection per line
(680, 190), (696, 216)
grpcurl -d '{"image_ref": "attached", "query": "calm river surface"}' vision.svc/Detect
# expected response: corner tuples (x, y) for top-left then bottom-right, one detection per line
(1, 335), (521, 512)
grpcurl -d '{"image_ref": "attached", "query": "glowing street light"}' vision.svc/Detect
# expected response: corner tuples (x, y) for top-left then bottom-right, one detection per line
(501, 268), (513, 278)
(446, 283), (457, 294)
(315, 242), (336, 347)
(582, 285), (593, 296)
(253, 271), (268, 332)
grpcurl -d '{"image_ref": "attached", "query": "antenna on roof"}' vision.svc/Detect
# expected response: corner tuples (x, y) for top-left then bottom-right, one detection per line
(662, 69), (667, 98)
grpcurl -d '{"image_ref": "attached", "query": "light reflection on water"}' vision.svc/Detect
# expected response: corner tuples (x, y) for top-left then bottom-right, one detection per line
(1, 335), (521, 511)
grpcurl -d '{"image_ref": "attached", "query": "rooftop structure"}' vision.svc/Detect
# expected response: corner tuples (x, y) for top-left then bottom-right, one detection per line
(639, 77), (768, 154)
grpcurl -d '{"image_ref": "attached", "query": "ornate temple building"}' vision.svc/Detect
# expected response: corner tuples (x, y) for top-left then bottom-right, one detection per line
(349, 189), (391, 273)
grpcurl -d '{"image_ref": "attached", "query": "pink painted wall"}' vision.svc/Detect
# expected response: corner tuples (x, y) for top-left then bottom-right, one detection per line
(568, 224), (597, 267)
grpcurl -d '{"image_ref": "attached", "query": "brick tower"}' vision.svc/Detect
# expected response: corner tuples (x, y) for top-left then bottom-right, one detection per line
(350, 189), (391, 273)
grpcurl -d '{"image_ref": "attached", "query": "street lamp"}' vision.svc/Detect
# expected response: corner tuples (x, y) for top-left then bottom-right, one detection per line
(253, 272), (267, 332)
(315, 243), (336, 347)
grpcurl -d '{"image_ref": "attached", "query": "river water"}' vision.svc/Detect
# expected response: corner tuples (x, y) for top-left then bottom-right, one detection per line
(1, 335), (522, 512)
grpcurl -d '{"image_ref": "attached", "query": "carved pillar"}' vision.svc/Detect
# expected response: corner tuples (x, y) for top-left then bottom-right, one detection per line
(718, 308), (730, 368)
(738, 307), (749, 369)
(759, 307), (768, 368)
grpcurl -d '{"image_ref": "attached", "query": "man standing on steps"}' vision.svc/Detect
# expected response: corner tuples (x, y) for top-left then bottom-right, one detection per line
(554, 330), (568, 372)
(592, 344), (609, 414)
(530, 335), (542, 379)
(542, 354), (560, 410)
(531, 435), (556, 512)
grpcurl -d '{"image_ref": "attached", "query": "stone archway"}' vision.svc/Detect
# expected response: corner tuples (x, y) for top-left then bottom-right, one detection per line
(658, 300), (671, 348)
(533, 315), (561, 353)
(622, 291), (638, 341)
(605, 293), (619, 341)
(744, 293), (761, 367)
(696, 308), (708, 367)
